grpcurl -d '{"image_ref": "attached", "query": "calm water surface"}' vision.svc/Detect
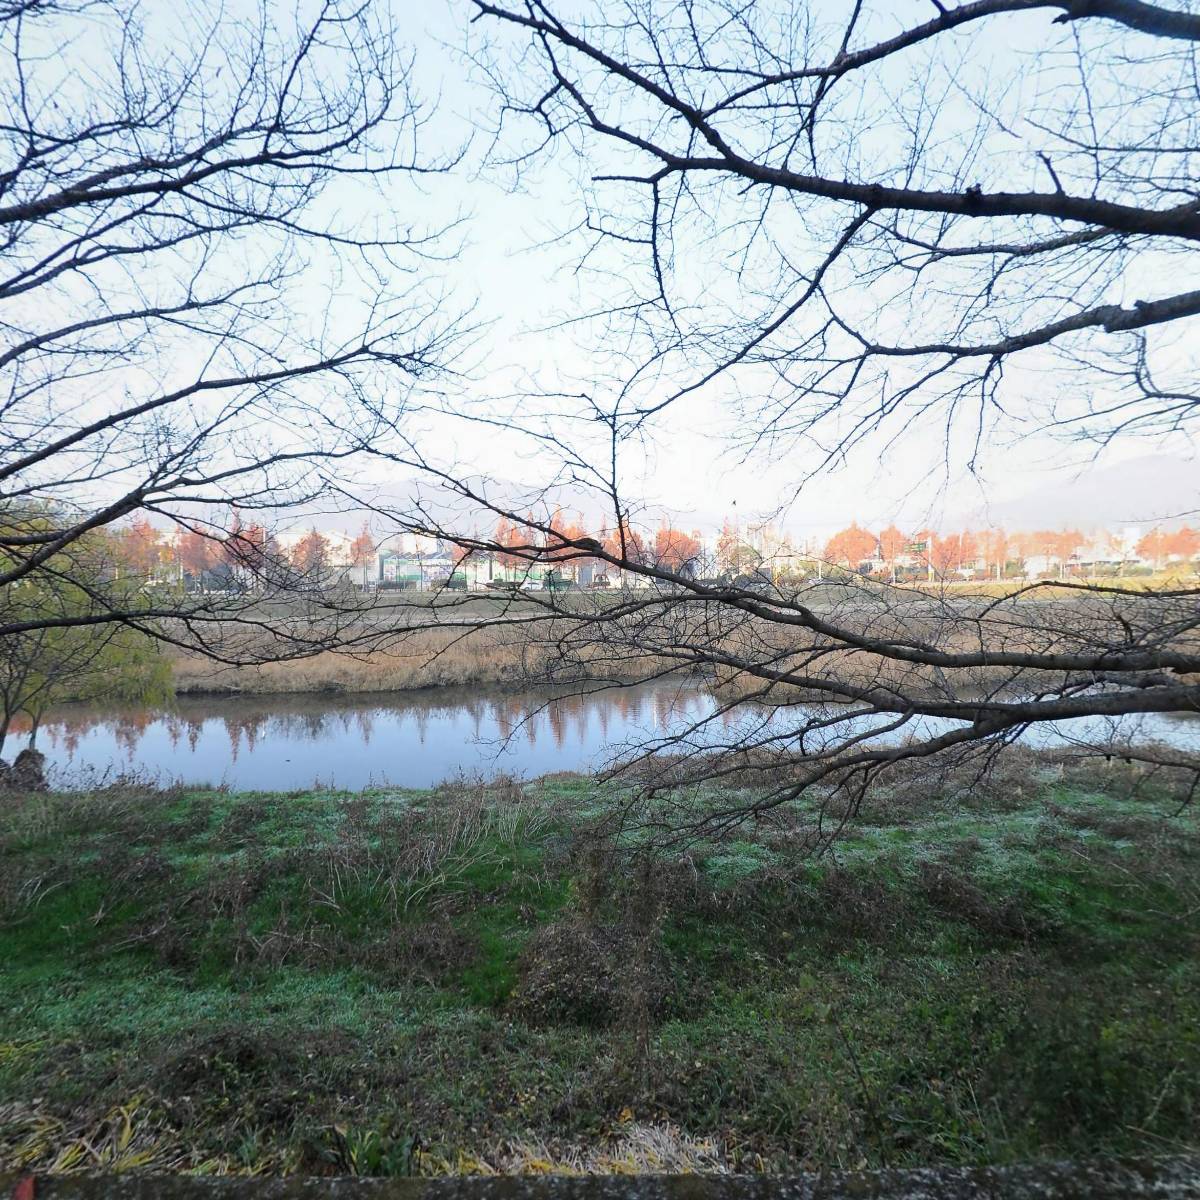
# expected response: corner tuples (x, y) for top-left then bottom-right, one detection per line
(28, 681), (1200, 791)
(36, 683), (718, 789)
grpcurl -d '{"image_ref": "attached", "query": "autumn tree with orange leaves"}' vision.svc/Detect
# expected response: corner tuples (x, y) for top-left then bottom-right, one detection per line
(543, 511), (581, 559)
(1167, 528), (1200, 562)
(824, 523), (876, 569)
(176, 529), (219, 583)
(929, 531), (979, 576)
(494, 517), (531, 569)
(877, 525), (906, 575)
(1133, 526), (1200, 569)
(291, 530), (332, 577)
(350, 524), (376, 568)
(118, 516), (165, 580)
(1136, 528), (1169, 569)
(223, 514), (276, 581)
(542, 512), (602, 582)
(1053, 531), (1085, 569)
(654, 526), (703, 574)
(978, 530), (1009, 579)
(604, 520), (647, 566)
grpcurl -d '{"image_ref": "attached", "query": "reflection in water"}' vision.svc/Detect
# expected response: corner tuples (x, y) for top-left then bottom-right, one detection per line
(19, 680), (1200, 792)
(30, 682), (717, 790)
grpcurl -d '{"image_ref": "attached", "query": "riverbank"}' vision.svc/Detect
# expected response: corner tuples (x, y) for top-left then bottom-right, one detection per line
(170, 629), (550, 696)
(170, 638), (674, 698)
(2, 755), (1198, 1177)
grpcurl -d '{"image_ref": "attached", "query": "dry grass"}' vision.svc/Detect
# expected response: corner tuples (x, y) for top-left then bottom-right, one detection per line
(172, 621), (676, 697)
(0, 1098), (211, 1175)
(427, 1121), (732, 1175)
(0, 1099), (730, 1178)
(163, 568), (1200, 703)
(171, 627), (553, 695)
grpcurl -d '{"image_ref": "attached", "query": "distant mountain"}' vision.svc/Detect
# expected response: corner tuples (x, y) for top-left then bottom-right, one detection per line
(967, 454), (1199, 530)
(228, 453), (1200, 541)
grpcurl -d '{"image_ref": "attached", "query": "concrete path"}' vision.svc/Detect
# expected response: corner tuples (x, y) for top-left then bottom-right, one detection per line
(4, 1157), (1200, 1199)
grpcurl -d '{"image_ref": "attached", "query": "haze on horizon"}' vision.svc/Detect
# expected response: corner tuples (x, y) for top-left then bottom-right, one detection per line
(291, 0), (1200, 541)
(10, 0), (1194, 545)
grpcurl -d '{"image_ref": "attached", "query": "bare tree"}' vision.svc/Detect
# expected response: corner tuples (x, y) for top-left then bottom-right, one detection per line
(0, 0), (462, 666)
(470, 0), (1200, 449)
(373, 0), (1200, 836)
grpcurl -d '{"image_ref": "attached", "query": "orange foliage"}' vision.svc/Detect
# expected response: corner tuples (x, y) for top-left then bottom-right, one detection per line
(824, 522), (876, 568)
(119, 515), (164, 577)
(1052, 529), (1085, 562)
(350, 522), (375, 567)
(494, 517), (529, 568)
(977, 529), (1009, 572)
(291, 528), (331, 574)
(604, 519), (647, 565)
(177, 528), (218, 577)
(930, 530), (978, 574)
(878, 524), (907, 565)
(1133, 526), (1200, 566)
(654, 525), (702, 573)
(1166, 526), (1200, 560)
(224, 514), (272, 571)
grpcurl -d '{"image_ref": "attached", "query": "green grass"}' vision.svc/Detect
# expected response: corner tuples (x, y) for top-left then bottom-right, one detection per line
(0, 760), (1197, 1176)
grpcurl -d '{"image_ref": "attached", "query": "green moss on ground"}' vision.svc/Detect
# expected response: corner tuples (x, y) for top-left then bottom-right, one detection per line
(0, 760), (1197, 1176)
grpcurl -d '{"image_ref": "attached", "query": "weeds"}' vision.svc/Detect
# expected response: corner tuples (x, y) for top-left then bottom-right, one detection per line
(171, 626), (575, 696)
(0, 756), (1197, 1175)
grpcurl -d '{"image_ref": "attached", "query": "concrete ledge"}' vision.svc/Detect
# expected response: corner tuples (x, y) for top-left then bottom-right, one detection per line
(4, 1158), (1200, 1199)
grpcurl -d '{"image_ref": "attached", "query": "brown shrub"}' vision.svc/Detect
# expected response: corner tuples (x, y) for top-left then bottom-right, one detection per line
(811, 866), (910, 943)
(216, 798), (275, 848)
(370, 917), (476, 983)
(915, 860), (1048, 941)
(510, 917), (672, 1029)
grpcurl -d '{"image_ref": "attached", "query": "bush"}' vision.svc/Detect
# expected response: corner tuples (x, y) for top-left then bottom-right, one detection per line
(511, 917), (671, 1028)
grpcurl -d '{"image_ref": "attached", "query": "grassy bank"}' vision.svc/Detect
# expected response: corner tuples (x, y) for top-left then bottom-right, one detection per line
(170, 627), (548, 695)
(1, 758), (1198, 1177)
(169, 622), (666, 696)
(165, 580), (1200, 702)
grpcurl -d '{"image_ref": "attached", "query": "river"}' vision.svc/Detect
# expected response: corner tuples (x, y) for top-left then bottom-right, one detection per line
(20, 681), (1200, 791)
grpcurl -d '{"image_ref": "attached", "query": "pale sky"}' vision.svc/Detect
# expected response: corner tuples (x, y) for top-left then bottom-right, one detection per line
(386, 0), (1198, 540)
(42, 0), (1198, 542)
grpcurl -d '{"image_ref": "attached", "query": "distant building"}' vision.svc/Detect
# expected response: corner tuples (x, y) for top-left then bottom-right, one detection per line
(377, 549), (469, 590)
(272, 526), (372, 589)
(378, 549), (423, 588)
(383, 531), (441, 557)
